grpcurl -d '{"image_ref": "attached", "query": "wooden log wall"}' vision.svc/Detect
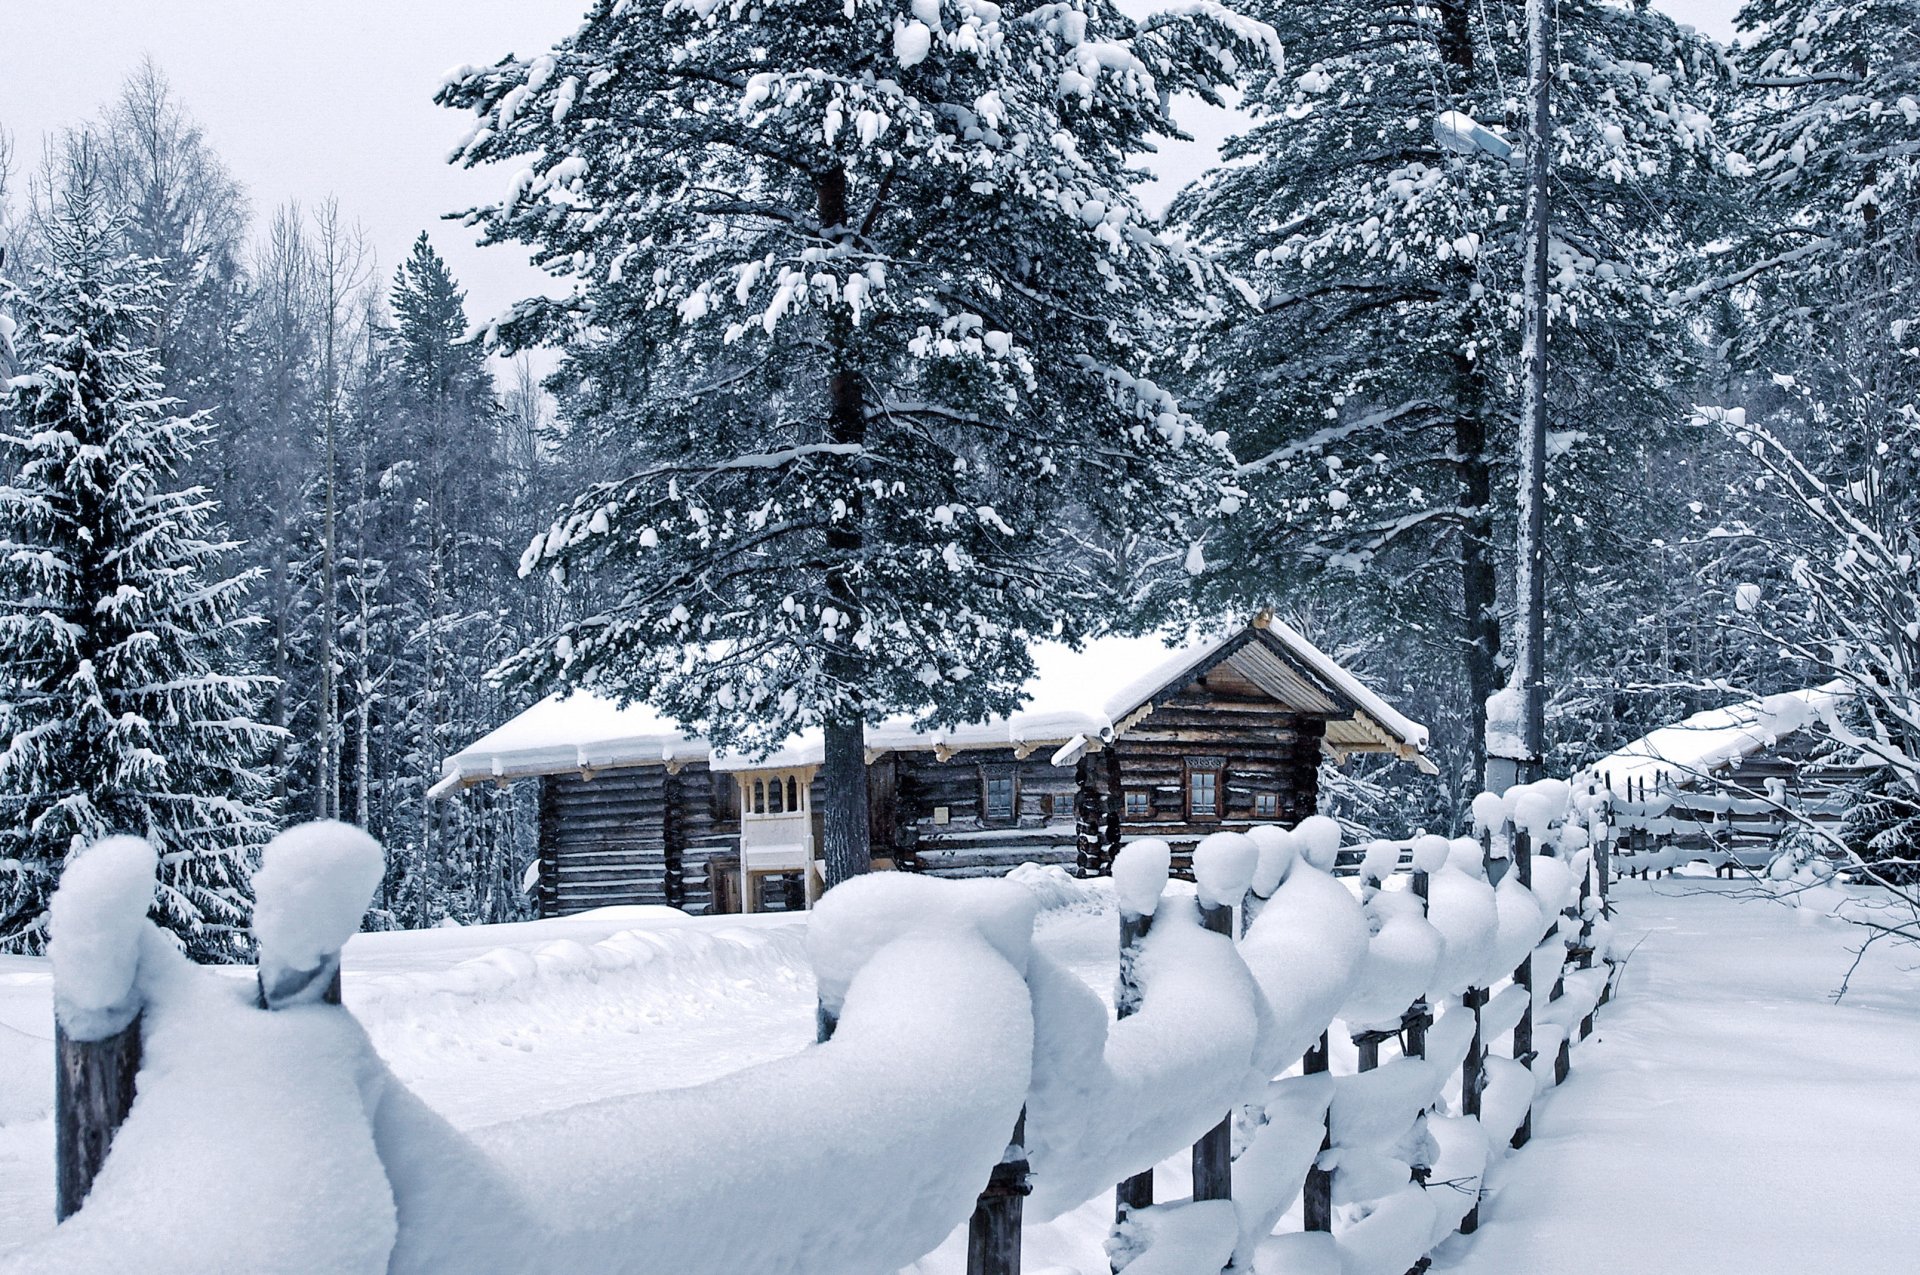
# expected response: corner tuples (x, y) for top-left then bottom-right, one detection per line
(1107, 674), (1326, 874)
(535, 663), (1351, 910)
(895, 746), (1083, 877)
(539, 764), (740, 917)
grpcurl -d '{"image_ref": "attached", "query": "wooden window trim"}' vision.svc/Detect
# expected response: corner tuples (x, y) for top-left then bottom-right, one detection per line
(979, 766), (1018, 823)
(1124, 790), (1152, 818)
(1185, 756), (1225, 822)
(1253, 792), (1280, 819)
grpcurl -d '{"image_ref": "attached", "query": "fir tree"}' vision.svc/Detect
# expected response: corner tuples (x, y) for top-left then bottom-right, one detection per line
(439, 0), (1272, 881)
(0, 158), (276, 957)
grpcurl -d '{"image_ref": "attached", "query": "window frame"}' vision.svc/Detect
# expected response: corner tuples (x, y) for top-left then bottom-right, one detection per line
(1124, 789), (1153, 818)
(1185, 756), (1226, 822)
(1253, 792), (1281, 819)
(980, 767), (1019, 822)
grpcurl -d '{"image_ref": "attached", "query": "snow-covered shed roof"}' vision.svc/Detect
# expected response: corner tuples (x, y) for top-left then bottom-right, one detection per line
(434, 616), (1433, 792)
(1593, 681), (1849, 797)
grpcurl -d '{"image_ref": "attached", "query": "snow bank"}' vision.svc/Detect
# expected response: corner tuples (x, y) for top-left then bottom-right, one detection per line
(1338, 889), (1442, 1030)
(1239, 860), (1369, 1071)
(1489, 873), (1546, 976)
(1007, 862), (1102, 911)
(1337, 1184), (1438, 1275)
(1113, 838), (1173, 916)
(1232, 1074), (1334, 1259)
(1113, 1198), (1237, 1274)
(1246, 825), (1297, 897)
(1478, 1056), (1533, 1150)
(47, 836), (156, 1040)
(1424, 864), (1498, 997)
(458, 927), (1034, 1275)
(1293, 816), (1343, 872)
(1193, 831), (1258, 909)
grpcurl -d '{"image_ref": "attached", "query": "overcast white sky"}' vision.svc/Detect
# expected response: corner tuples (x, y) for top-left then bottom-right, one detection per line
(0, 0), (1742, 344)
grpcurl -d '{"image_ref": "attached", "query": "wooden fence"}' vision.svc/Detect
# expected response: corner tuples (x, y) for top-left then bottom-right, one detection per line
(47, 803), (1620, 1275)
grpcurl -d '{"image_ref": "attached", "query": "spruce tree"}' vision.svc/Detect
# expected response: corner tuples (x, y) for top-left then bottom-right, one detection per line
(439, 0), (1271, 881)
(1172, 0), (1728, 784)
(372, 235), (528, 927)
(0, 160), (275, 957)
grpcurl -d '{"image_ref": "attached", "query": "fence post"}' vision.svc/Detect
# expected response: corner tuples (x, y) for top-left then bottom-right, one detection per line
(1302, 1032), (1333, 1233)
(49, 836), (158, 1222)
(1459, 826), (1493, 1233)
(1405, 868), (1431, 1063)
(1113, 872), (1159, 1238)
(1510, 824), (1534, 1149)
(1192, 897), (1234, 1205)
(968, 1110), (1030, 1275)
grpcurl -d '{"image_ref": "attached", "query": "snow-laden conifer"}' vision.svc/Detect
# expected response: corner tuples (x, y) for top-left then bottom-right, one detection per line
(439, 0), (1275, 880)
(1172, 0), (1728, 776)
(0, 159), (276, 957)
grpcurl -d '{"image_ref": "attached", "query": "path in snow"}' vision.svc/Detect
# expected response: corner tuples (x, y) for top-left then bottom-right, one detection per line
(1434, 876), (1920, 1275)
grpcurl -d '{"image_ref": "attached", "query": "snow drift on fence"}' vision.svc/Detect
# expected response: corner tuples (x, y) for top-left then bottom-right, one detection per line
(14, 793), (1619, 1275)
(5, 937), (402, 1275)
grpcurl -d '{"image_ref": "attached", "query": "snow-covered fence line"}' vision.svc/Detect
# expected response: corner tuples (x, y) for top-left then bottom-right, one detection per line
(22, 787), (1618, 1275)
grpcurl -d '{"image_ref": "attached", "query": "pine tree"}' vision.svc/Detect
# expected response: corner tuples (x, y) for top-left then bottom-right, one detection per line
(1710, 0), (1920, 876)
(439, 0), (1271, 880)
(0, 157), (276, 957)
(1718, 0), (1920, 356)
(1172, 0), (1728, 787)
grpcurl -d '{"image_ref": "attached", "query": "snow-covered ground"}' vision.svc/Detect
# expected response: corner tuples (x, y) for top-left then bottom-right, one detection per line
(1433, 876), (1920, 1274)
(3, 876), (1915, 1270)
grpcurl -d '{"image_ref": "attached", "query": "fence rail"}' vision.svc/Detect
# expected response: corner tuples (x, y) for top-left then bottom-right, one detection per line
(35, 786), (1619, 1275)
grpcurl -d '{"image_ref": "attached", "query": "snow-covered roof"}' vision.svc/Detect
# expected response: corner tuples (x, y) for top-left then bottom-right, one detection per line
(434, 618), (1432, 791)
(1593, 681), (1849, 797)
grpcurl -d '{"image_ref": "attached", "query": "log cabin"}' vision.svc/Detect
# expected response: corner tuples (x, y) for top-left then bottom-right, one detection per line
(1596, 681), (1873, 872)
(433, 616), (1434, 916)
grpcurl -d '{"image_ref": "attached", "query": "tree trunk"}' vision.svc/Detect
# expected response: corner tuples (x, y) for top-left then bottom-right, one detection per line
(1439, 0), (1501, 788)
(821, 715), (871, 888)
(817, 161), (872, 890)
(1514, 0), (1554, 780)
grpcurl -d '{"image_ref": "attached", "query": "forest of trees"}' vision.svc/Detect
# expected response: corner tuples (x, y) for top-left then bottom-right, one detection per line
(0, 64), (560, 950)
(2, 0), (1916, 951)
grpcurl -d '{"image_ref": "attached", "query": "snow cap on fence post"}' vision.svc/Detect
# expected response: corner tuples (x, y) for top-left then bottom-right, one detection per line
(1410, 835), (1451, 876)
(1112, 838), (1172, 918)
(1193, 831), (1258, 909)
(253, 820), (384, 1009)
(1292, 816), (1342, 873)
(1511, 778), (1570, 840)
(1246, 825), (1297, 897)
(49, 836), (158, 1040)
(807, 873), (1039, 1019)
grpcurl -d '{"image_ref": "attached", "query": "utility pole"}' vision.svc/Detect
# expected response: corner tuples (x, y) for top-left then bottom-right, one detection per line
(1512, 0), (1553, 786)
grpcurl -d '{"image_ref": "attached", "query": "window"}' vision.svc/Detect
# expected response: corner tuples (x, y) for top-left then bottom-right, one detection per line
(983, 774), (1016, 819)
(1188, 770), (1219, 818)
(1254, 792), (1280, 819)
(768, 776), (784, 814)
(1125, 790), (1152, 818)
(1185, 756), (1226, 821)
